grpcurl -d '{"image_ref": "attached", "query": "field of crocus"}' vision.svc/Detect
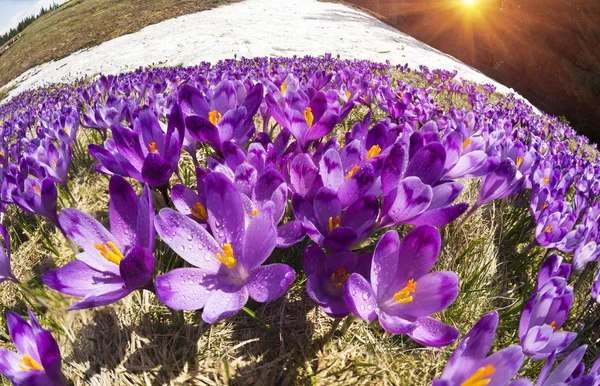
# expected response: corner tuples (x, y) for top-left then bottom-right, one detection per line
(0, 55), (599, 385)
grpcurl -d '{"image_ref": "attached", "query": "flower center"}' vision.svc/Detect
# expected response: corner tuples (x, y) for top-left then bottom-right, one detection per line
(461, 137), (471, 153)
(461, 365), (495, 386)
(94, 241), (123, 265)
(516, 156), (524, 168)
(328, 216), (341, 232)
(252, 208), (260, 216)
(543, 320), (557, 330)
(190, 202), (207, 221)
(63, 126), (69, 133)
(541, 146), (547, 155)
(18, 354), (43, 371)
(330, 267), (350, 288)
(148, 141), (159, 153)
(280, 81), (288, 94)
(304, 107), (314, 129)
(32, 185), (41, 196)
(543, 175), (549, 184)
(346, 165), (361, 180)
(544, 225), (554, 233)
(346, 91), (351, 100)
(53, 159), (57, 169)
(208, 110), (222, 126)
(217, 243), (237, 269)
(541, 202), (548, 210)
(0, 150), (4, 157)
(366, 145), (382, 160)
(393, 279), (417, 304)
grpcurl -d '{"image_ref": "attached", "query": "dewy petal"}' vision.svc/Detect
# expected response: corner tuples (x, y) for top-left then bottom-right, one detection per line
(205, 172), (245, 253)
(338, 163), (375, 208)
(155, 268), (220, 310)
(247, 264), (295, 303)
(119, 246), (154, 289)
(313, 187), (342, 233)
(381, 143), (408, 197)
(303, 245), (326, 277)
(202, 285), (249, 324)
(108, 175), (139, 248)
(377, 311), (417, 335)
(320, 148), (345, 192)
(58, 208), (120, 275)
(288, 153), (321, 200)
(340, 194), (378, 239)
(407, 202), (469, 227)
(343, 273), (377, 321)
(407, 316), (459, 347)
(276, 221), (306, 248)
(137, 183), (155, 251)
(154, 208), (222, 273)
(371, 230), (400, 301)
(42, 260), (123, 297)
(242, 203), (277, 271)
(186, 115), (220, 148)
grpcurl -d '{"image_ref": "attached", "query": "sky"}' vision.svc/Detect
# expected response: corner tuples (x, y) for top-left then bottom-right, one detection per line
(0, 0), (69, 35)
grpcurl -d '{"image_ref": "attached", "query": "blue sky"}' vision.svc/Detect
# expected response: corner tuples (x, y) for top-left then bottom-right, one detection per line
(0, 0), (69, 35)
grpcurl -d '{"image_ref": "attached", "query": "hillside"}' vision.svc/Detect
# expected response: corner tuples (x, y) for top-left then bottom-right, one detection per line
(327, 0), (600, 143)
(0, 0), (238, 90)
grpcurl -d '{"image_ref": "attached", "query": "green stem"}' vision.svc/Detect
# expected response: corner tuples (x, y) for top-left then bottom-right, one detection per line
(242, 306), (271, 329)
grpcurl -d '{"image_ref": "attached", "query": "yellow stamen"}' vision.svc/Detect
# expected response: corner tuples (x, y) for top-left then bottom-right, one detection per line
(541, 202), (549, 210)
(18, 354), (43, 371)
(516, 156), (524, 168)
(53, 159), (57, 169)
(63, 126), (68, 133)
(467, 119), (471, 126)
(346, 165), (361, 180)
(543, 175), (549, 184)
(304, 107), (314, 129)
(461, 365), (495, 386)
(544, 225), (554, 233)
(346, 91), (351, 100)
(208, 110), (222, 126)
(366, 145), (382, 160)
(0, 151), (4, 157)
(330, 267), (351, 288)
(94, 241), (123, 265)
(280, 81), (288, 94)
(461, 137), (471, 153)
(217, 243), (237, 269)
(190, 202), (207, 221)
(543, 320), (557, 330)
(252, 209), (260, 216)
(541, 146), (547, 155)
(148, 141), (159, 153)
(33, 186), (41, 196)
(328, 216), (341, 232)
(393, 279), (417, 304)
(177, 79), (181, 86)
(397, 91), (404, 99)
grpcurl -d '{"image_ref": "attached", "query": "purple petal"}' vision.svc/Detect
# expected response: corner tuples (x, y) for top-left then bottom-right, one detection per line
(338, 163), (375, 208)
(544, 345), (587, 385)
(483, 346), (525, 386)
(154, 208), (221, 272)
(378, 311), (417, 334)
(382, 177), (432, 226)
(155, 268), (219, 310)
(242, 203), (277, 270)
(303, 245), (326, 277)
(68, 286), (132, 310)
(397, 271), (458, 317)
(141, 152), (172, 187)
(205, 172), (245, 252)
(108, 175), (138, 248)
(6, 312), (38, 359)
(202, 285), (249, 323)
(371, 230), (400, 301)
(343, 273), (377, 321)
(42, 260), (123, 297)
(137, 184), (155, 250)
(247, 264), (295, 302)
(119, 246), (154, 289)
(405, 142), (446, 185)
(320, 148), (344, 191)
(408, 202), (469, 227)
(407, 317), (459, 347)
(314, 188), (342, 233)
(276, 221), (306, 248)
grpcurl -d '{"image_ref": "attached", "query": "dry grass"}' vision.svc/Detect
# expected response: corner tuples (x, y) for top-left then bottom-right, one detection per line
(0, 0), (240, 89)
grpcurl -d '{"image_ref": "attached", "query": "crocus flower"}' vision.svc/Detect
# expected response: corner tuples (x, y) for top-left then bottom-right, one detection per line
(474, 158), (524, 208)
(519, 277), (576, 360)
(153, 172), (296, 323)
(535, 345), (595, 386)
(0, 224), (17, 284)
(433, 311), (525, 386)
(0, 310), (64, 386)
(43, 176), (155, 309)
(344, 226), (459, 346)
(303, 245), (371, 318)
(11, 176), (59, 227)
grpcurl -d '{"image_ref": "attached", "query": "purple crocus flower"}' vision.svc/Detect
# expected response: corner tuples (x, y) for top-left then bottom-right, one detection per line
(0, 310), (64, 386)
(519, 277), (576, 360)
(292, 187), (379, 251)
(0, 224), (17, 284)
(11, 176), (59, 227)
(475, 158), (524, 208)
(153, 172), (296, 324)
(535, 345), (595, 386)
(303, 245), (371, 318)
(344, 226), (459, 346)
(43, 176), (155, 310)
(432, 311), (525, 386)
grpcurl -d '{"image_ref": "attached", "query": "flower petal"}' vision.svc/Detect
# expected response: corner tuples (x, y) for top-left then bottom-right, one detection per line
(407, 316), (459, 347)
(247, 264), (295, 302)
(343, 273), (377, 321)
(202, 285), (249, 324)
(205, 172), (245, 252)
(155, 268), (221, 310)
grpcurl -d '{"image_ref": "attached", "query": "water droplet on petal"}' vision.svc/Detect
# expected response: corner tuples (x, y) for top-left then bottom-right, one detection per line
(362, 292), (370, 301)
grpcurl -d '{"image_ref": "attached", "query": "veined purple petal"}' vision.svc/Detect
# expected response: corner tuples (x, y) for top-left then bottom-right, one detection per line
(205, 172), (245, 253)
(405, 142), (446, 185)
(247, 264), (295, 302)
(382, 177), (432, 226)
(202, 285), (248, 324)
(242, 203), (277, 271)
(68, 286), (132, 310)
(320, 148), (345, 191)
(344, 273), (377, 321)
(276, 221), (306, 248)
(42, 260), (123, 297)
(141, 152), (172, 187)
(108, 175), (138, 248)
(155, 268), (220, 310)
(119, 246), (154, 289)
(371, 230), (400, 301)
(407, 317), (459, 347)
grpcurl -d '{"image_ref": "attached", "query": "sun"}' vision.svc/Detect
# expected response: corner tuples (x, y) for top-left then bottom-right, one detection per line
(463, 0), (476, 6)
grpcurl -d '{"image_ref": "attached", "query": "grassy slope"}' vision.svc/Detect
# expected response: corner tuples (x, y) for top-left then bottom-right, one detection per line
(0, 0), (239, 90)
(3, 69), (595, 385)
